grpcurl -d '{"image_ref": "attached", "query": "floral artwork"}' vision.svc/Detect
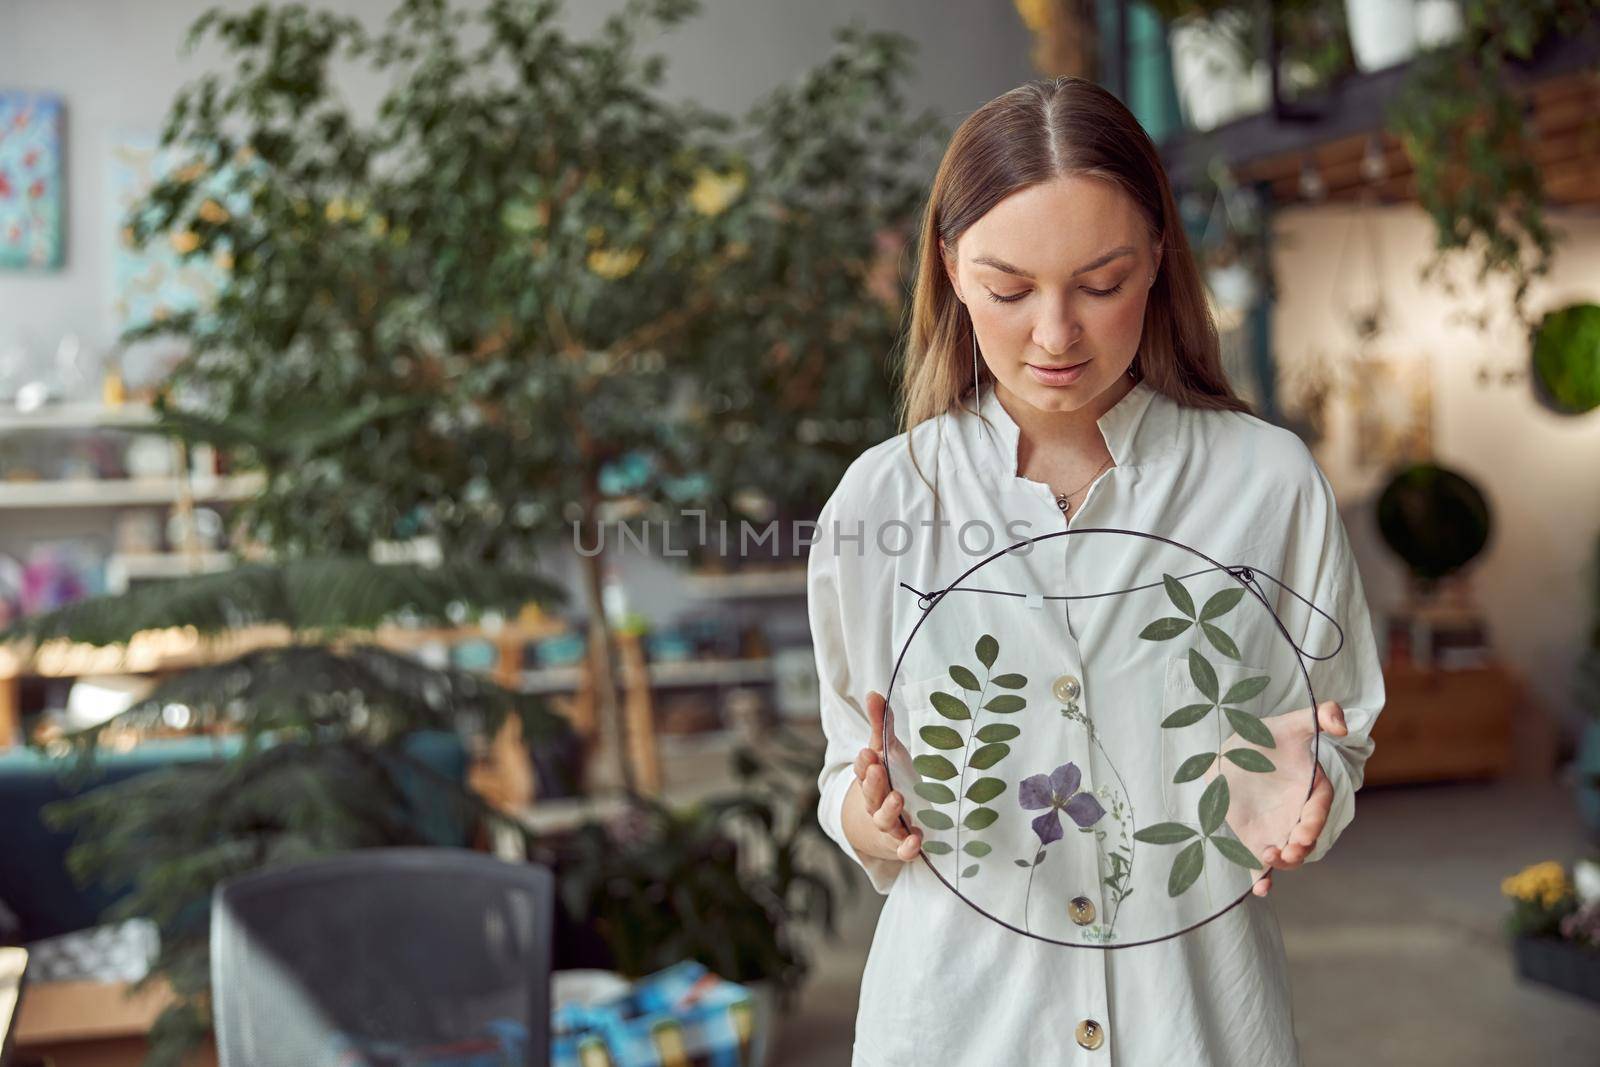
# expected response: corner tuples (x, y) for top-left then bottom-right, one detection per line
(0, 91), (64, 270)
(107, 134), (248, 341)
(887, 530), (1323, 949)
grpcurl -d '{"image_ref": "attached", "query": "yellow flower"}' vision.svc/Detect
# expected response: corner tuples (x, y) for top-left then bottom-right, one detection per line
(197, 199), (230, 224)
(325, 198), (347, 223)
(214, 250), (234, 271)
(1501, 861), (1572, 908)
(368, 215), (388, 237)
(587, 247), (643, 279)
(170, 230), (200, 255)
(173, 160), (207, 184)
(688, 167), (746, 216)
(613, 186), (636, 207)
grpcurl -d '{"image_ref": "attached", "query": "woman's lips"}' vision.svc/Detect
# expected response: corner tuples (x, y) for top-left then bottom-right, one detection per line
(1026, 359), (1090, 387)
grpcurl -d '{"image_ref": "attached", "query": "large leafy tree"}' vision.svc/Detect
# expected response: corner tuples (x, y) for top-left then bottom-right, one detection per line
(132, 0), (943, 788)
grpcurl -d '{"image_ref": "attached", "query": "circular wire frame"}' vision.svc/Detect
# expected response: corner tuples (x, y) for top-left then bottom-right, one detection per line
(881, 527), (1343, 950)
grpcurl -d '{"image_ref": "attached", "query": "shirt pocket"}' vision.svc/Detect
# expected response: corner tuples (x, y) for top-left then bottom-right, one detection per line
(1157, 653), (1272, 823)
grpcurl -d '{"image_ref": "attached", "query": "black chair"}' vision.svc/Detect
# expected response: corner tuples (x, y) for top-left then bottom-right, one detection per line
(211, 848), (553, 1066)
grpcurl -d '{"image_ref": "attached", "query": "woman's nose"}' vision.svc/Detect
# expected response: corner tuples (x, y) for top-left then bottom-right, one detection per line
(1031, 294), (1083, 357)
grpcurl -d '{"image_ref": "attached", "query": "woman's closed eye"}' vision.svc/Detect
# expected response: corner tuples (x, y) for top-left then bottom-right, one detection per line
(985, 282), (1126, 304)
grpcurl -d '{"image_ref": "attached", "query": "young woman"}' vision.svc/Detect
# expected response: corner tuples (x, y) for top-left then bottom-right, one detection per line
(806, 76), (1386, 1065)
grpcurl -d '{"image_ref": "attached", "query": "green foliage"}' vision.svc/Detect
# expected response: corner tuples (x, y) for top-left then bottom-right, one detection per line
(1388, 0), (1600, 329)
(129, 0), (943, 562)
(548, 724), (847, 1011)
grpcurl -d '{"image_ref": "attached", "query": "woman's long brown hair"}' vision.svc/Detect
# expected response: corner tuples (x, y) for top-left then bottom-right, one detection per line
(897, 76), (1251, 495)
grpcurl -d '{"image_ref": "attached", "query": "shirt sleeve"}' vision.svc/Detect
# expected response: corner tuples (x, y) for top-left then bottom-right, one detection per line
(808, 488), (906, 895)
(1290, 460), (1388, 865)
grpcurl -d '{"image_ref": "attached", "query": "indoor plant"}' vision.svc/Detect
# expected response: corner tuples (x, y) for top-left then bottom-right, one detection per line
(0, 558), (578, 1067)
(127, 0), (940, 794)
(1502, 858), (1600, 1003)
(542, 722), (856, 1066)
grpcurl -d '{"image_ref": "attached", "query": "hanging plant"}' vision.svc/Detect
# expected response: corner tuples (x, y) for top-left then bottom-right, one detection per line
(1531, 303), (1600, 415)
(1387, 0), (1600, 330)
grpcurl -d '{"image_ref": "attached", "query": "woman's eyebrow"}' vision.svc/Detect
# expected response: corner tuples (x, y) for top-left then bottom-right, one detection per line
(972, 245), (1135, 279)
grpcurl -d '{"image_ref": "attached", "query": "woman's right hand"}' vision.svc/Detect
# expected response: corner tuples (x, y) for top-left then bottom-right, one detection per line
(842, 690), (923, 863)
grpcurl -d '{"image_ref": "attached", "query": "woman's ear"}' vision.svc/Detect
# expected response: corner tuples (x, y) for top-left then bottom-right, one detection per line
(940, 239), (965, 305)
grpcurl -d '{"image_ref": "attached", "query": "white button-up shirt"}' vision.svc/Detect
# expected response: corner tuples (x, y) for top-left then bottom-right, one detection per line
(807, 378), (1386, 1066)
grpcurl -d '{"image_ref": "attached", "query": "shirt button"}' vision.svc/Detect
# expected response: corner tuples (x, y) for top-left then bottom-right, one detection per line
(1075, 1018), (1105, 1051)
(1052, 674), (1082, 702)
(1069, 896), (1096, 925)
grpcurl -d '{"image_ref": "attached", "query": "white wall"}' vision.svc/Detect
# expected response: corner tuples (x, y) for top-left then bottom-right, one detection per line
(1271, 204), (1600, 735)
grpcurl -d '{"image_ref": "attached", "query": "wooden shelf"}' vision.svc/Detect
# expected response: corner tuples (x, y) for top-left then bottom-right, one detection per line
(0, 403), (156, 431)
(0, 474), (263, 509)
(1361, 660), (1517, 786)
(682, 568), (807, 599)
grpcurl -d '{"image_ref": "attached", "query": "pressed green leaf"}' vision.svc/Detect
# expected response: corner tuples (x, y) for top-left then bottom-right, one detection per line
(930, 691), (971, 720)
(976, 723), (1020, 742)
(919, 725), (964, 750)
(1034, 849), (1047, 865)
(922, 841), (953, 855)
(1200, 586), (1245, 621)
(965, 777), (1006, 803)
(1173, 751), (1216, 783)
(962, 863), (979, 878)
(1202, 623), (1240, 660)
(1209, 835), (1261, 869)
(1168, 840), (1205, 896)
(914, 781), (956, 804)
(1223, 706), (1275, 748)
(964, 840), (992, 857)
(968, 743), (1010, 769)
(963, 806), (998, 830)
(1014, 859), (1031, 868)
(917, 808), (954, 830)
(913, 754), (957, 780)
(1222, 675), (1270, 706)
(1188, 648), (1218, 702)
(949, 665), (980, 691)
(1199, 775), (1230, 837)
(983, 694), (1026, 714)
(990, 673), (1027, 689)
(1162, 702), (1213, 728)
(1133, 821), (1197, 844)
(975, 634), (998, 669)
(1163, 573), (1196, 618)
(1139, 617), (1193, 641)
(1223, 748), (1276, 773)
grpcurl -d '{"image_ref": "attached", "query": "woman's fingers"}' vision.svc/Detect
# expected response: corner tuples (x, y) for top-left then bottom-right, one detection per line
(1316, 700), (1348, 737)
(862, 762), (888, 812)
(872, 788), (907, 836)
(895, 829), (923, 861)
(853, 746), (879, 783)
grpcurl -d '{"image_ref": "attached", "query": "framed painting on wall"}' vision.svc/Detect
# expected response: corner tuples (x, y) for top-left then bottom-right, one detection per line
(0, 90), (65, 270)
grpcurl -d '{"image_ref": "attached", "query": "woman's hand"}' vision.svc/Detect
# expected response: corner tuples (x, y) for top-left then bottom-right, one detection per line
(1212, 699), (1348, 897)
(842, 690), (924, 864)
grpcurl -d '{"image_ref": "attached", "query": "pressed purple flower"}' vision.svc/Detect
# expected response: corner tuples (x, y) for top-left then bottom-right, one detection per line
(1019, 761), (1106, 845)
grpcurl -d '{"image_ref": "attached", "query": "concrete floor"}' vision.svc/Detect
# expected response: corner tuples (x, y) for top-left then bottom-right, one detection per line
(765, 778), (1600, 1066)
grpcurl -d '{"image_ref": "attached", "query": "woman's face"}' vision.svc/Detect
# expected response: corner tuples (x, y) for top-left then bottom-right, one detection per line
(942, 174), (1162, 415)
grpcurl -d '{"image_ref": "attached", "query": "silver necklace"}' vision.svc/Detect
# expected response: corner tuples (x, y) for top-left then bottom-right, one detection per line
(1054, 454), (1113, 515)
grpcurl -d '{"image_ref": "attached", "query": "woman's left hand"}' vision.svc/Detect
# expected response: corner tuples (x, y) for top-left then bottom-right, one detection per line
(1204, 699), (1348, 897)
(1248, 700), (1347, 896)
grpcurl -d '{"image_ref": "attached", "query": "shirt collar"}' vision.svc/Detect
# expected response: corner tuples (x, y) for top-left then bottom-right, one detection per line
(962, 376), (1177, 482)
